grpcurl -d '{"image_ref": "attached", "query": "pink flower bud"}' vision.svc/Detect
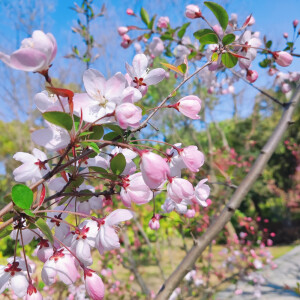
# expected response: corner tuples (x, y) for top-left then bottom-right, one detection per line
(84, 269), (105, 300)
(180, 146), (205, 172)
(281, 83), (291, 93)
(283, 32), (288, 39)
(246, 15), (255, 26)
(267, 239), (273, 246)
(167, 177), (194, 203)
(115, 103), (142, 129)
(268, 68), (277, 76)
(273, 51), (293, 67)
(246, 69), (258, 83)
(174, 95), (202, 119)
(25, 284), (43, 300)
(157, 16), (170, 29)
(118, 26), (129, 36)
(185, 209), (196, 218)
(126, 8), (134, 16)
(149, 215), (160, 230)
(185, 4), (202, 19)
(293, 19), (299, 28)
(140, 151), (170, 189)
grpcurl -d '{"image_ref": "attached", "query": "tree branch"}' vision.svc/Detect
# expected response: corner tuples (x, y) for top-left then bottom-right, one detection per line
(154, 85), (300, 299)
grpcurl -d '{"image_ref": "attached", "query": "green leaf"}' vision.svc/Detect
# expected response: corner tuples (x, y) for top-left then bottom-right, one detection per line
(222, 33), (235, 46)
(266, 40), (272, 49)
(160, 34), (174, 41)
(103, 132), (122, 142)
(140, 8), (150, 26)
(110, 153), (126, 175)
(221, 52), (238, 68)
(24, 210), (35, 217)
(89, 125), (104, 140)
(103, 124), (124, 136)
(212, 52), (219, 61)
(36, 218), (54, 245)
(148, 15), (156, 29)
(177, 64), (187, 74)
(79, 131), (94, 137)
(259, 58), (271, 68)
(177, 22), (190, 39)
(81, 141), (100, 154)
(0, 225), (13, 239)
(12, 184), (33, 210)
(204, 1), (229, 31)
(90, 166), (108, 175)
(188, 51), (197, 60)
(194, 29), (218, 45)
(43, 111), (73, 131)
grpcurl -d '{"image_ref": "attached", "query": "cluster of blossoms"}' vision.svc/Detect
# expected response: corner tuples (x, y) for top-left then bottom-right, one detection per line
(117, 4), (295, 98)
(0, 25), (209, 298)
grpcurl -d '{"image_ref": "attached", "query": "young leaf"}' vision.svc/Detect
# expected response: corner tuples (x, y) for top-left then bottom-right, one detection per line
(110, 153), (126, 175)
(103, 132), (122, 142)
(24, 210), (35, 217)
(12, 184), (33, 210)
(36, 218), (54, 244)
(89, 125), (104, 140)
(148, 15), (156, 30)
(221, 52), (238, 68)
(43, 111), (73, 131)
(204, 1), (229, 31)
(194, 29), (218, 45)
(103, 124), (124, 136)
(211, 52), (219, 62)
(177, 22), (190, 39)
(177, 64), (187, 74)
(140, 8), (150, 26)
(0, 225), (13, 239)
(222, 33), (236, 46)
(81, 141), (100, 154)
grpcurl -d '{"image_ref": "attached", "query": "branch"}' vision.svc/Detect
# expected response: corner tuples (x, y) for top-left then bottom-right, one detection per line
(230, 69), (286, 108)
(154, 85), (300, 299)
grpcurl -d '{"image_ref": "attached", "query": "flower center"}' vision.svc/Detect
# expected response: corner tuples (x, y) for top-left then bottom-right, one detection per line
(4, 262), (22, 275)
(133, 77), (147, 88)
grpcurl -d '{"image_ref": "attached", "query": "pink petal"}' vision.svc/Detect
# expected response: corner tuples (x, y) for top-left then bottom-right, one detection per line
(132, 54), (148, 77)
(106, 209), (133, 226)
(83, 69), (106, 99)
(144, 68), (166, 85)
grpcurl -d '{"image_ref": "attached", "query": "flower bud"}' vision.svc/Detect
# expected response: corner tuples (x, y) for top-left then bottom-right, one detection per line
(268, 68), (277, 76)
(293, 19), (299, 28)
(246, 15), (255, 26)
(273, 51), (293, 67)
(115, 103), (142, 129)
(174, 95), (201, 119)
(25, 284), (43, 300)
(185, 4), (202, 19)
(126, 8), (134, 16)
(283, 32), (288, 39)
(157, 16), (170, 29)
(149, 215), (160, 230)
(167, 177), (194, 203)
(185, 209), (195, 218)
(118, 26), (128, 36)
(140, 151), (170, 189)
(281, 83), (291, 93)
(246, 69), (258, 83)
(84, 269), (105, 300)
(180, 146), (205, 173)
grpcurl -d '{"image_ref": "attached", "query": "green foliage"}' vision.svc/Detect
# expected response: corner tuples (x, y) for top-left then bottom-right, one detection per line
(110, 153), (126, 175)
(12, 184), (33, 210)
(194, 29), (218, 45)
(43, 111), (73, 131)
(36, 218), (54, 245)
(204, 1), (229, 31)
(221, 52), (238, 68)
(222, 33), (235, 45)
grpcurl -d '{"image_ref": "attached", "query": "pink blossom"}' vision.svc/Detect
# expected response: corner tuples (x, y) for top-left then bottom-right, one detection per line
(25, 283), (43, 300)
(36, 239), (53, 263)
(149, 37), (164, 57)
(185, 5), (202, 19)
(161, 198), (189, 214)
(115, 103), (142, 129)
(0, 257), (31, 298)
(283, 32), (288, 39)
(13, 148), (49, 183)
(273, 51), (293, 67)
(281, 83), (291, 93)
(167, 177), (194, 203)
(149, 215), (160, 230)
(41, 249), (79, 285)
(246, 15), (255, 26)
(185, 209), (196, 218)
(180, 146), (205, 172)
(194, 179), (210, 207)
(125, 54), (165, 96)
(293, 19), (299, 27)
(268, 68), (277, 76)
(126, 8), (134, 16)
(246, 69), (258, 83)
(95, 209), (133, 254)
(157, 16), (169, 29)
(117, 26), (128, 36)
(0, 30), (57, 72)
(140, 151), (170, 189)
(84, 269), (105, 300)
(120, 172), (153, 207)
(174, 95), (202, 119)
